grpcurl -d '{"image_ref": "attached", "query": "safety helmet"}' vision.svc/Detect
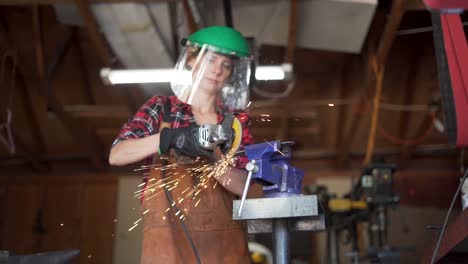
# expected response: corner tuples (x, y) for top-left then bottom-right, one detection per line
(171, 26), (252, 110)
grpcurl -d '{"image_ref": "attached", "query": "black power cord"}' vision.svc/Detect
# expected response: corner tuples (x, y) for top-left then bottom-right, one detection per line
(430, 168), (468, 264)
(162, 160), (202, 264)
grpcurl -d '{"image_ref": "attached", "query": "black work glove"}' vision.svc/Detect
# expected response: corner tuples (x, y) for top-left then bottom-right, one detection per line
(159, 126), (215, 160)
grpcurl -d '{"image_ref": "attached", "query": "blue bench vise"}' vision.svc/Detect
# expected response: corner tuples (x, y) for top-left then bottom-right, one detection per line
(233, 141), (325, 264)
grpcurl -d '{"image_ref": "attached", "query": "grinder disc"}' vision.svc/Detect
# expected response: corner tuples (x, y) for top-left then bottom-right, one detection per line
(228, 117), (243, 156)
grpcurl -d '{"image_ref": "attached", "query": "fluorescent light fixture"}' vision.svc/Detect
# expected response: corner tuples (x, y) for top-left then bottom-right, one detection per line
(101, 68), (176, 84)
(100, 63), (292, 85)
(255, 64), (292, 81)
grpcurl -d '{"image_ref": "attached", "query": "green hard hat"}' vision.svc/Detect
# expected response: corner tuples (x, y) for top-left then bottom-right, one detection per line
(186, 26), (251, 58)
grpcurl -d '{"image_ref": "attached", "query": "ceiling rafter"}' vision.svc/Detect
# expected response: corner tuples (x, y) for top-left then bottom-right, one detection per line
(0, 12), (48, 171)
(275, 0), (298, 141)
(74, 0), (113, 67)
(338, 0), (408, 166)
(74, 0), (147, 113)
(335, 54), (354, 168)
(1, 11), (107, 170)
(73, 27), (96, 105)
(396, 42), (424, 167)
(0, 0), (177, 5)
(182, 0), (198, 34)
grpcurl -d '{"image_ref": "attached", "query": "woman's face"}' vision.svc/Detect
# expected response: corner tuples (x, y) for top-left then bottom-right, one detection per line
(189, 52), (233, 93)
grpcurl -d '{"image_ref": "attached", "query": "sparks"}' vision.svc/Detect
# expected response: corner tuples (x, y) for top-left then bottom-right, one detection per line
(263, 139), (286, 156)
(133, 153), (238, 223)
(128, 224), (138, 232)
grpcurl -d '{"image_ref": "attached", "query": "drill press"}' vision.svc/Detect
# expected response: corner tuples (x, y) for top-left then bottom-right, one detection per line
(233, 141), (325, 264)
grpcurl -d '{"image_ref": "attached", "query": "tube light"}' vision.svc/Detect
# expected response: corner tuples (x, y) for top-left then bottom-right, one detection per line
(100, 64), (292, 85)
(254, 64), (292, 81)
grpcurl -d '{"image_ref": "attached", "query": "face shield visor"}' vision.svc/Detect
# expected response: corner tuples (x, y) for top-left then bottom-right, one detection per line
(170, 43), (251, 110)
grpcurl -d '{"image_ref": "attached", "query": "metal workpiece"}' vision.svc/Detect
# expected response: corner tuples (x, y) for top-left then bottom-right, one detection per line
(233, 195), (319, 220)
(245, 215), (326, 234)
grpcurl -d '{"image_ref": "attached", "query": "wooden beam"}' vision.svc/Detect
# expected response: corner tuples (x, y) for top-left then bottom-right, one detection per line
(396, 43), (423, 167)
(338, 0), (408, 165)
(47, 97), (108, 169)
(0, 13), (48, 171)
(45, 28), (74, 107)
(285, 0), (297, 63)
(0, 0), (178, 6)
(73, 0), (144, 113)
(32, 5), (44, 80)
(73, 28), (96, 105)
(405, 0), (426, 10)
(64, 105), (131, 119)
(276, 0), (297, 142)
(182, 0), (197, 34)
(74, 0), (113, 67)
(336, 55), (354, 168)
(375, 1), (409, 65)
(168, 2), (180, 60)
(18, 73), (50, 171)
(1, 14), (107, 170)
(363, 58), (385, 165)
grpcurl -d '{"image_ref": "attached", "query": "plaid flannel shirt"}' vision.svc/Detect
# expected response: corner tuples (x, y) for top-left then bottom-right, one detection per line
(112, 95), (254, 184)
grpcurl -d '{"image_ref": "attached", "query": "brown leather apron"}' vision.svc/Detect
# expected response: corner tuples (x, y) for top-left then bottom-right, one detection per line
(140, 152), (250, 264)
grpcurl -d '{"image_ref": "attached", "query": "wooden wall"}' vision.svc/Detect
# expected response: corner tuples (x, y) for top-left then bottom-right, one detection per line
(0, 172), (118, 264)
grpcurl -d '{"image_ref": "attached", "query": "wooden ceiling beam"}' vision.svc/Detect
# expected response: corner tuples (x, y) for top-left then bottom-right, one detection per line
(46, 97), (108, 169)
(338, 0), (408, 166)
(396, 43), (423, 167)
(182, 0), (197, 34)
(0, 13), (48, 171)
(73, 28), (96, 105)
(405, 0), (426, 10)
(0, 0), (177, 5)
(272, 0), (298, 142)
(74, 0), (146, 113)
(32, 5), (45, 81)
(285, 0), (297, 64)
(64, 105), (131, 119)
(335, 55), (354, 168)
(1, 14), (107, 170)
(74, 0), (113, 67)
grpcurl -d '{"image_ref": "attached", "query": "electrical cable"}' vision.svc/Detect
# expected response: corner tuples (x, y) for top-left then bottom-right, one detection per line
(161, 159), (202, 264)
(159, 100), (201, 264)
(377, 111), (436, 145)
(430, 168), (468, 264)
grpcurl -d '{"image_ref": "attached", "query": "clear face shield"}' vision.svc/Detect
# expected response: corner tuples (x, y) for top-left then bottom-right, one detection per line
(171, 44), (251, 110)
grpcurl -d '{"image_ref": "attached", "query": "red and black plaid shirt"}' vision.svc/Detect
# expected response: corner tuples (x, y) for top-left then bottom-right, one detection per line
(112, 95), (254, 182)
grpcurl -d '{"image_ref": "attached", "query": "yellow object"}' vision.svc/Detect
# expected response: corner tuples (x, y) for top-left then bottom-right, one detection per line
(251, 252), (266, 263)
(329, 199), (367, 212)
(228, 117), (243, 156)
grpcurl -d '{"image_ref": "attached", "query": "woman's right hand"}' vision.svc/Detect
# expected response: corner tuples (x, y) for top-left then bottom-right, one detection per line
(159, 126), (215, 161)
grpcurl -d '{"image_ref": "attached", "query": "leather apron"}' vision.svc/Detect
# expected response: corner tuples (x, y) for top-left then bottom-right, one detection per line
(140, 152), (250, 264)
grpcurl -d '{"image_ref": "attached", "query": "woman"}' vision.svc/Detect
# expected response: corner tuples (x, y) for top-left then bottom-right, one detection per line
(109, 26), (254, 264)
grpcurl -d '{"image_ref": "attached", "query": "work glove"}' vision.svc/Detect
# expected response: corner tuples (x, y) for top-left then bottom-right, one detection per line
(159, 125), (215, 161)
